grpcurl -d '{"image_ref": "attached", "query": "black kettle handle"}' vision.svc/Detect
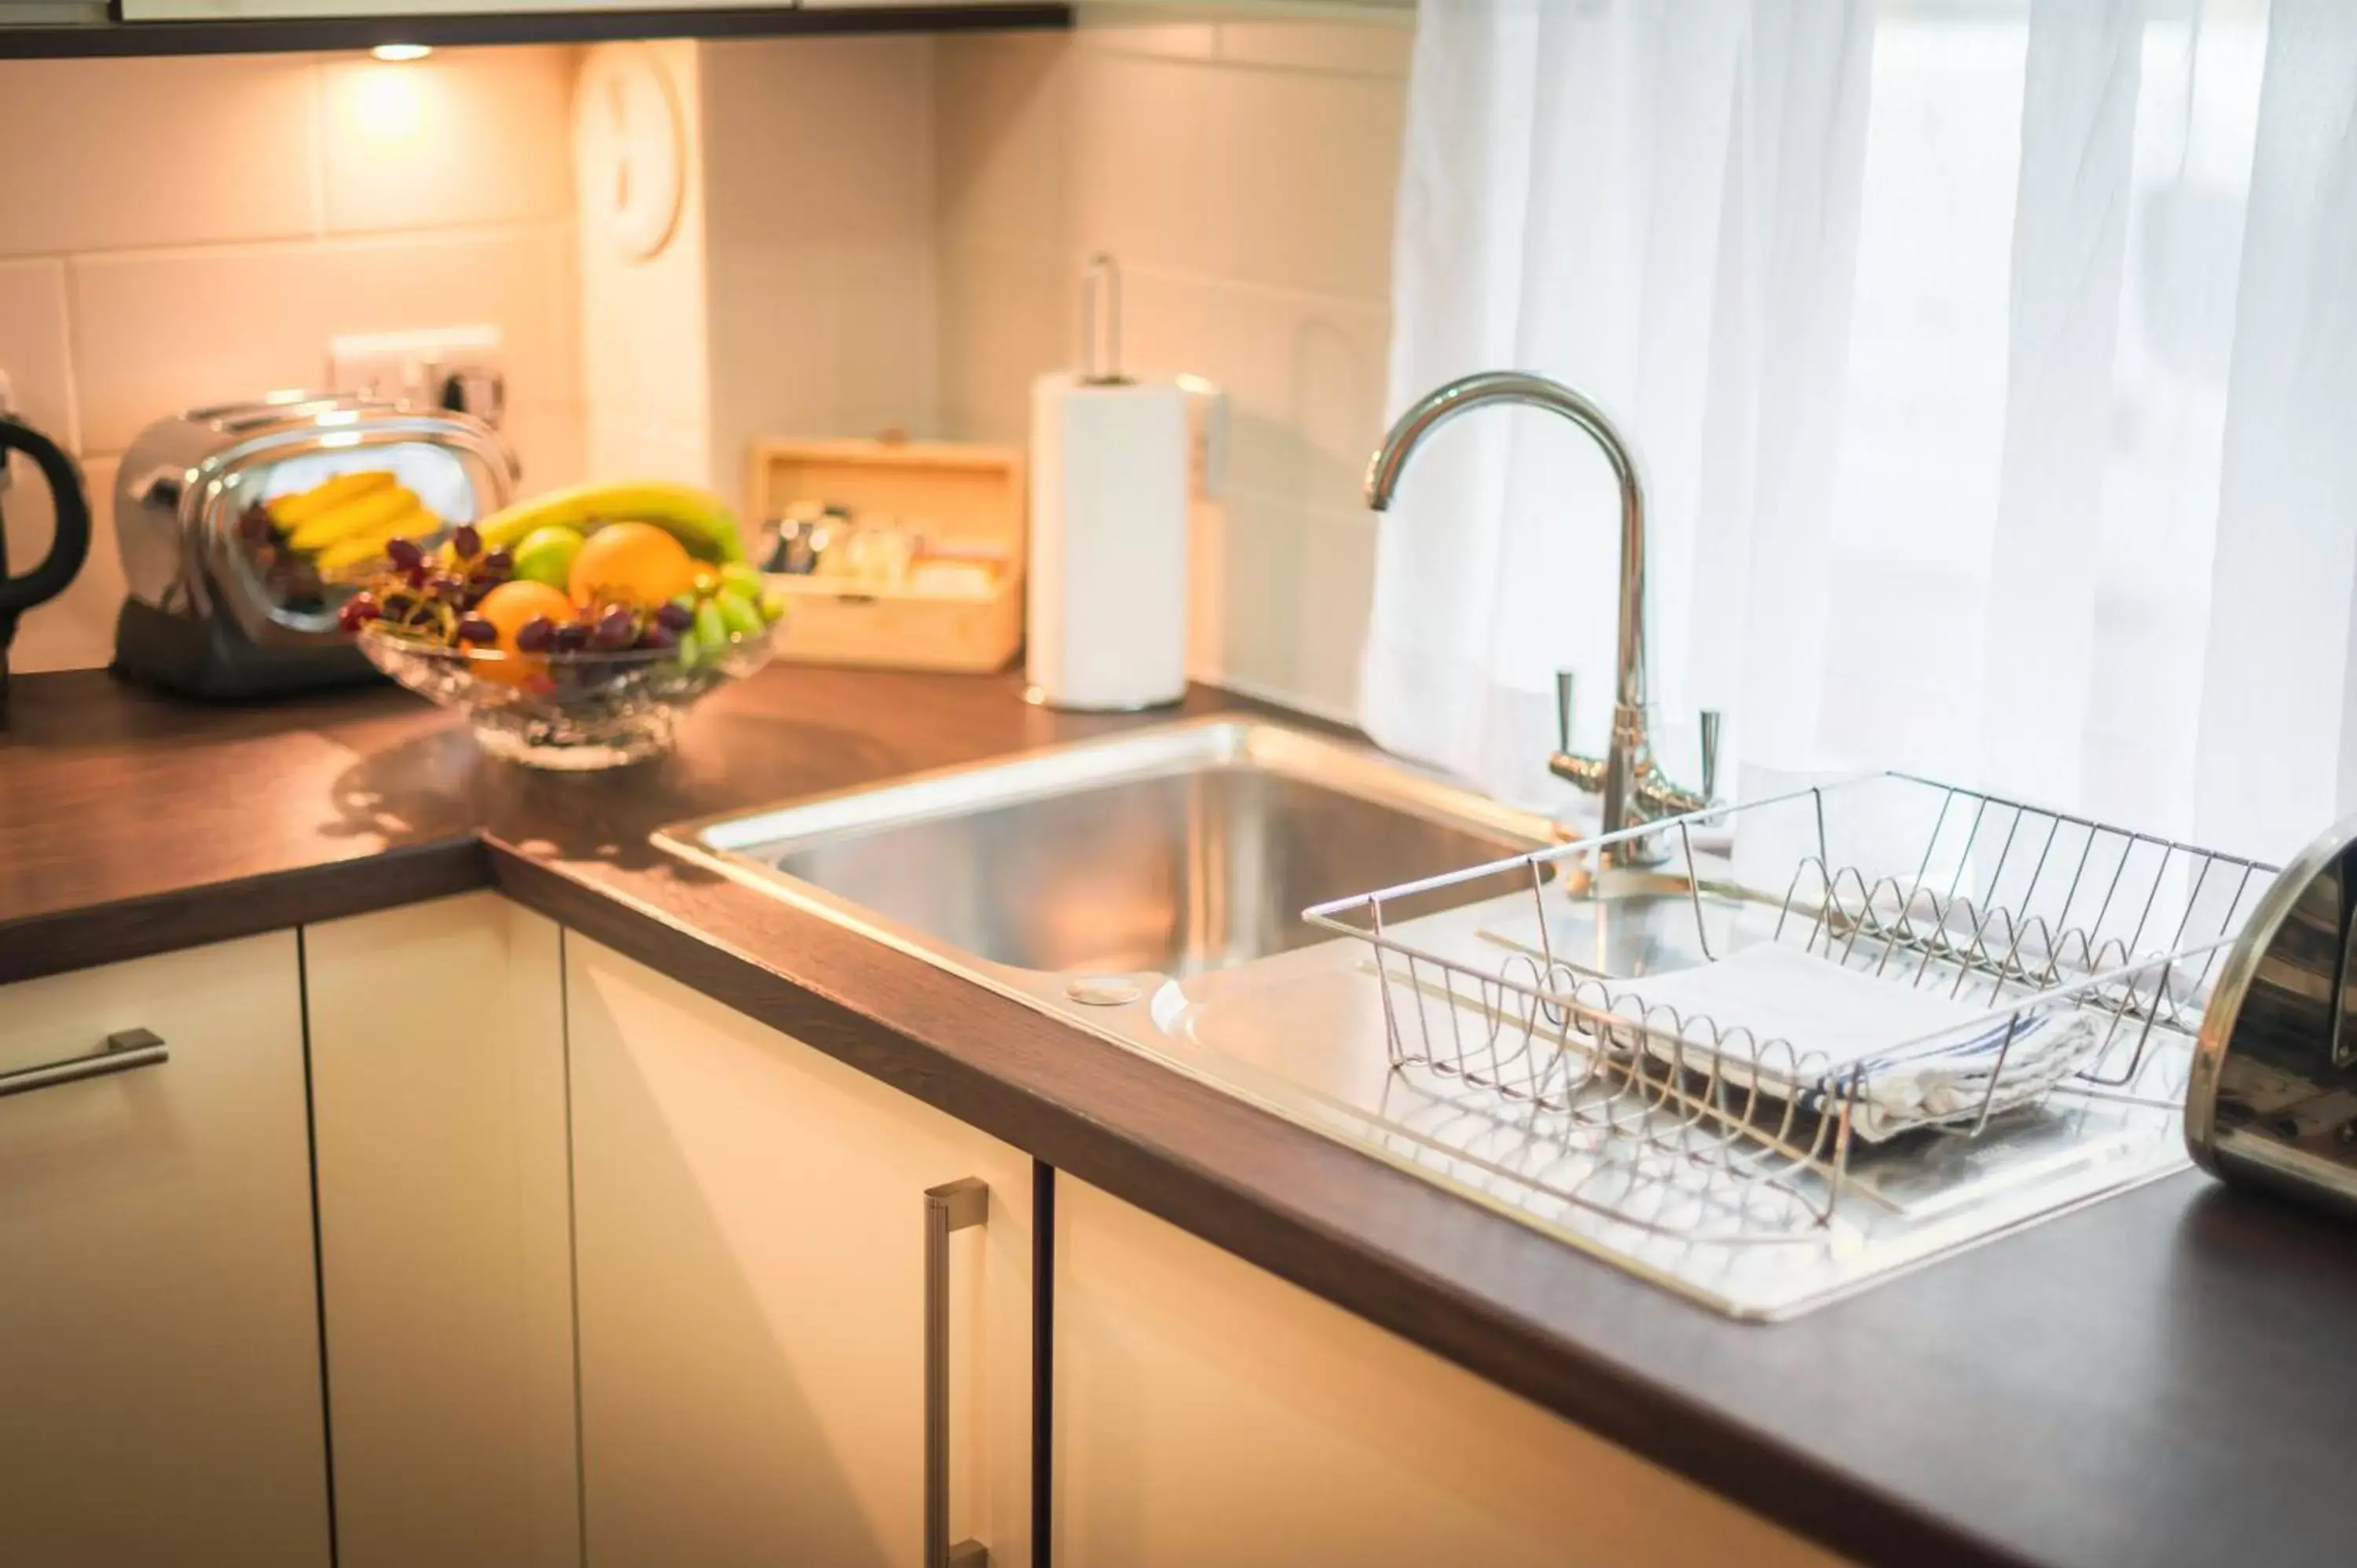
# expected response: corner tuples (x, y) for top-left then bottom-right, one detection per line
(0, 416), (92, 616)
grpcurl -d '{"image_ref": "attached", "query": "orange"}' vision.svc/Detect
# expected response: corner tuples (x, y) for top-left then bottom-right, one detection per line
(473, 578), (574, 686)
(568, 521), (698, 610)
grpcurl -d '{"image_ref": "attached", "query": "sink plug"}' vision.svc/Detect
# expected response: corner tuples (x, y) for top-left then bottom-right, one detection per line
(1065, 976), (1143, 1008)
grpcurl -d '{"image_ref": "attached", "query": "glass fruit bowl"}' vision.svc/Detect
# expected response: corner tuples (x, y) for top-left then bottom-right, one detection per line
(358, 623), (776, 770)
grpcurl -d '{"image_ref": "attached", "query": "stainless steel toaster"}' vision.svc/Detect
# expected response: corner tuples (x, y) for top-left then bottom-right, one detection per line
(2189, 815), (2357, 1215)
(112, 393), (515, 698)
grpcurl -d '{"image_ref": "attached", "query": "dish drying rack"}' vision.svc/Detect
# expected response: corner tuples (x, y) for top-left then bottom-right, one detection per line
(1301, 773), (2276, 1277)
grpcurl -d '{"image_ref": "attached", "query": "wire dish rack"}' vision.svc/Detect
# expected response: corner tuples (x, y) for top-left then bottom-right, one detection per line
(1298, 773), (2275, 1310)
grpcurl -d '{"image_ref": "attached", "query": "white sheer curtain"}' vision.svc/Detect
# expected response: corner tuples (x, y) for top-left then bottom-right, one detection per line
(1362, 0), (2357, 865)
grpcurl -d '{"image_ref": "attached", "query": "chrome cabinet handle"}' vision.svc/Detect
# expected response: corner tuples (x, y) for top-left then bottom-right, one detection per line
(0, 1028), (170, 1100)
(925, 1177), (991, 1568)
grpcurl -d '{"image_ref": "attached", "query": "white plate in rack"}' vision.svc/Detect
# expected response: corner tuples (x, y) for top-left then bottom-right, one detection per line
(1595, 942), (2104, 1140)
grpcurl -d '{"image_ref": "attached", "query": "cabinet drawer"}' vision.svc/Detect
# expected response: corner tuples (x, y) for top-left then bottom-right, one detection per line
(0, 931), (333, 1568)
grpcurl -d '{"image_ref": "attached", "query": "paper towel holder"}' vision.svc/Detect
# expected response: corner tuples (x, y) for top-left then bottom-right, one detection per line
(1080, 254), (1131, 387)
(1025, 251), (1190, 714)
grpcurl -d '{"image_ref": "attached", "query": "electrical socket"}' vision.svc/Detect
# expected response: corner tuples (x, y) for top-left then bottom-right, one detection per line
(328, 325), (508, 427)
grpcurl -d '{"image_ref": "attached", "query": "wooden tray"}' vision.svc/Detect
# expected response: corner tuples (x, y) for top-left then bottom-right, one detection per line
(747, 437), (1024, 674)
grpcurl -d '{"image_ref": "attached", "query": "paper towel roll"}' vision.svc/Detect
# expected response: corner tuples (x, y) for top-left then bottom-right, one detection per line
(1026, 370), (1189, 710)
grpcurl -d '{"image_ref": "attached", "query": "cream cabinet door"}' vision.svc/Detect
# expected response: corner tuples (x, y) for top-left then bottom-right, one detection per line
(305, 893), (580, 1568)
(1053, 1176), (1848, 1568)
(567, 935), (1033, 1568)
(0, 931), (332, 1568)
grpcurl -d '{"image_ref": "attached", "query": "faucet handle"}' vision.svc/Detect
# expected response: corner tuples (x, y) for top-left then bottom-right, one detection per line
(1697, 709), (1722, 803)
(1548, 669), (1607, 794)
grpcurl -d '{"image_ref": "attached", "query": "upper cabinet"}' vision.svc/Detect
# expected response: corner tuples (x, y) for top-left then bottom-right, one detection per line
(0, 0), (1414, 59)
(0, 3), (1074, 58)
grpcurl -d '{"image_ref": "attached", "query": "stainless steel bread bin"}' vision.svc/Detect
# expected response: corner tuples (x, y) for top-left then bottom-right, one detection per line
(112, 393), (515, 697)
(2188, 815), (2357, 1216)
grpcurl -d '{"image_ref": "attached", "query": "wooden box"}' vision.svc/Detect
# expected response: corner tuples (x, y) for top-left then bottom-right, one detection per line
(747, 437), (1025, 674)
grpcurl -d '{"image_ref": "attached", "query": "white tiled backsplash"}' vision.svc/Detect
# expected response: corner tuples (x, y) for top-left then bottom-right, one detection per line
(4, 20), (1406, 723)
(0, 46), (585, 674)
(937, 20), (1406, 719)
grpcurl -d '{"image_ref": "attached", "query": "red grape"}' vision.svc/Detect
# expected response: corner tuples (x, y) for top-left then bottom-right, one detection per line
(591, 608), (639, 651)
(514, 616), (557, 654)
(654, 601), (695, 632)
(385, 537), (424, 571)
(456, 616), (497, 644)
(449, 523), (482, 560)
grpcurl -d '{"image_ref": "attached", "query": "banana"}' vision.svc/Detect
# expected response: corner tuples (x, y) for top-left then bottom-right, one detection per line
(289, 482), (424, 552)
(314, 504), (438, 573)
(476, 481), (746, 564)
(268, 470), (396, 529)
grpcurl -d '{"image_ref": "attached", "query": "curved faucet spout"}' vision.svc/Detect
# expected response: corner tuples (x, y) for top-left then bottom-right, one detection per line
(1365, 371), (1649, 720)
(1365, 370), (1710, 855)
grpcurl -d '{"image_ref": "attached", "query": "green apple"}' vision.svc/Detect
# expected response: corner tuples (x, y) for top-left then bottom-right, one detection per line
(511, 525), (585, 590)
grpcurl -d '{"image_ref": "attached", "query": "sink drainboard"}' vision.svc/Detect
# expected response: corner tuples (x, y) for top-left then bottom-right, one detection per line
(658, 724), (2269, 1319)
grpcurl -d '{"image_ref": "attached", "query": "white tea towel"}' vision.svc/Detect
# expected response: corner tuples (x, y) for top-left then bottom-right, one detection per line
(1595, 943), (2101, 1141)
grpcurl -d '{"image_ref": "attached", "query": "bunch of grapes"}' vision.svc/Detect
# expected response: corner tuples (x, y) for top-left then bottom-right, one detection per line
(514, 600), (686, 658)
(337, 525), (515, 639)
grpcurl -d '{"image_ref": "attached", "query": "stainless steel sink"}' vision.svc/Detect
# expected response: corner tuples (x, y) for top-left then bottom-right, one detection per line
(658, 718), (2200, 1320)
(657, 718), (1557, 987)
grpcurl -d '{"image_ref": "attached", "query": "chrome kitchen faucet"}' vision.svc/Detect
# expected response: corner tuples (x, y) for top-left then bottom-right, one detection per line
(1364, 371), (1717, 863)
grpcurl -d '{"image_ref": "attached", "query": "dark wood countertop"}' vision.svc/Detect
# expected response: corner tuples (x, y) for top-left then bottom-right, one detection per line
(5, 666), (2351, 1568)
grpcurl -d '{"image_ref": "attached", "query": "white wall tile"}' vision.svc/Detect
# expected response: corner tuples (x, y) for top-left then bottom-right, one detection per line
(937, 20), (1405, 718)
(578, 41), (709, 451)
(701, 36), (940, 509)
(0, 260), (78, 447)
(504, 404), (590, 496)
(4, 44), (582, 673)
(1185, 493), (1226, 680)
(1074, 16), (1219, 62)
(71, 227), (577, 455)
(1215, 20), (1416, 78)
(588, 416), (710, 491)
(1069, 53), (1217, 291)
(321, 46), (577, 235)
(939, 242), (1069, 445)
(702, 37), (937, 248)
(0, 55), (321, 258)
(1188, 53), (1401, 306)
(1069, 48), (1398, 307)
(704, 240), (940, 471)
(1113, 265), (1389, 519)
(544, 219), (586, 399)
(936, 32), (1073, 259)
(1201, 494), (1374, 718)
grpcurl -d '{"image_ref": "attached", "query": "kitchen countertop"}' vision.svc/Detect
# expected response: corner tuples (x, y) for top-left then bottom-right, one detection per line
(5, 665), (2352, 1568)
